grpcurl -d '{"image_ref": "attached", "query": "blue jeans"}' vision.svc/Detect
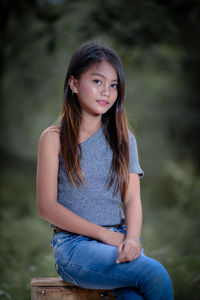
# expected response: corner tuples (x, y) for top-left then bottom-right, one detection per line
(51, 225), (174, 300)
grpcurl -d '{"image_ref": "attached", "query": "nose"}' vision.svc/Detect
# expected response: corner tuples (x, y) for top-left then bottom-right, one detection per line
(101, 83), (110, 97)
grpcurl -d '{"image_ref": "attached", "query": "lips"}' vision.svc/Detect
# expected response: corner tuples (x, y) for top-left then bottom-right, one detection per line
(96, 100), (109, 106)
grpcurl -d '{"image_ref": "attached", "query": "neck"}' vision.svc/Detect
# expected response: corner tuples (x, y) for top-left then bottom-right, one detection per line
(80, 113), (102, 135)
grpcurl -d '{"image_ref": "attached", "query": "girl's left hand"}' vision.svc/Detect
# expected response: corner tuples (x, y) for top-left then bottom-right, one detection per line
(116, 238), (142, 263)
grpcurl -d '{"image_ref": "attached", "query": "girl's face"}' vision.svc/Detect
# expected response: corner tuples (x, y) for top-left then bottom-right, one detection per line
(70, 60), (118, 118)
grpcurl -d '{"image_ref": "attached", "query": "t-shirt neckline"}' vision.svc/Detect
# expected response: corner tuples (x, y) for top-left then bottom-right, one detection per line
(79, 126), (103, 146)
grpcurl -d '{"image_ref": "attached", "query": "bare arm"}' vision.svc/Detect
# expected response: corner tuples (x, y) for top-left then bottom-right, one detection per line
(124, 173), (142, 242)
(116, 173), (142, 263)
(36, 127), (125, 247)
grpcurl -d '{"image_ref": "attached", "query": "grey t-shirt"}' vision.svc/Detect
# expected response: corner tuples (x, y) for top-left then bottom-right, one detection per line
(57, 127), (144, 226)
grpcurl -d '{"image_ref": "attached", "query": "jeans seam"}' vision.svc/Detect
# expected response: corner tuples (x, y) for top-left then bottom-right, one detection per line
(56, 260), (80, 286)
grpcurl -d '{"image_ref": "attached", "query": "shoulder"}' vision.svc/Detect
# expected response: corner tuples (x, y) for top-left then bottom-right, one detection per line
(127, 129), (141, 155)
(38, 125), (61, 155)
(40, 125), (61, 136)
(128, 129), (137, 145)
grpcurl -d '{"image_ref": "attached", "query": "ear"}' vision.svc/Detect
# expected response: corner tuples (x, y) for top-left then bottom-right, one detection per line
(69, 76), (78, 94)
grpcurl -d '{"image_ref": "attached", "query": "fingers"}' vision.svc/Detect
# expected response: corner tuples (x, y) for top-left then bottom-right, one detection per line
(116, 241), (142, 264)
(118, 241), (124, 255)
(116, 242), (124, 264)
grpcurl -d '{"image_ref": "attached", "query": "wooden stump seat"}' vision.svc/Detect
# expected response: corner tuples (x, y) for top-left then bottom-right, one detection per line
(31, 277), (116, 299)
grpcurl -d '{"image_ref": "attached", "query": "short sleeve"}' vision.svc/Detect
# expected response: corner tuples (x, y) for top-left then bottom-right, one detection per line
(129, 131), (144, 178)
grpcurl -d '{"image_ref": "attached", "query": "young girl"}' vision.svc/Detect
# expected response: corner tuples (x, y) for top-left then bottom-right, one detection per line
(36, 42), (174, 299)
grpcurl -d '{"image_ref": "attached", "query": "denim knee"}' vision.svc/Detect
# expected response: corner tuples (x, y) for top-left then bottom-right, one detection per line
(141, 259), (174, 300)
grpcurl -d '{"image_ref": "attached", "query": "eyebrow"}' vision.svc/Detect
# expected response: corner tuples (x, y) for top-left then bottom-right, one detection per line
(90, 72), (118, 82)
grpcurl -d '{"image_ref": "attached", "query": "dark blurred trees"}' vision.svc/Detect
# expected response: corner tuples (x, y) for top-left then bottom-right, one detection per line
(0, 0), (62, 128)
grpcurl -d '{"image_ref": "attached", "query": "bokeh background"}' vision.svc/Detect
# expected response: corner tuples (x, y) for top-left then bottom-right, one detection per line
(0, 0), (200, 299)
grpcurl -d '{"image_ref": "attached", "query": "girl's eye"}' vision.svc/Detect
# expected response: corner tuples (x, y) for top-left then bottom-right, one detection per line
(111, 83), (118, 88)
(93, 79), (101, 85)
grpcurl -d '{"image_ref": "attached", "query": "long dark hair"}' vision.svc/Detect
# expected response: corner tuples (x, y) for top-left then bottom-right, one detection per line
(60, 42), (130, 199)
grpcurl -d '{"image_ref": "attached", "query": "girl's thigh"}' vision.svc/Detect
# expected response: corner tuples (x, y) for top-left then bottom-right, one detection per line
(52, 231), (172, 294)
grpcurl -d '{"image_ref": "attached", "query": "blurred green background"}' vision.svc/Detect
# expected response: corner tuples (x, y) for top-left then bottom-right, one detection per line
(0, 0), (200, 299)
